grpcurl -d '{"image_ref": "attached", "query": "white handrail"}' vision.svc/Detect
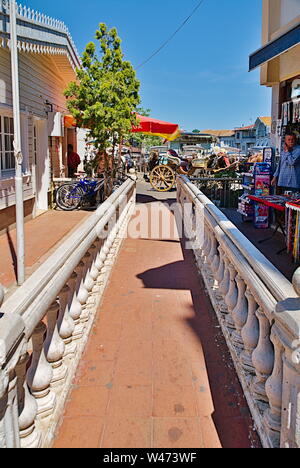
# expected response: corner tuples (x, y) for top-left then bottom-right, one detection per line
(0, 178), (136, 448)
(179, 175), (296, 301)
(2, 178), (133, 320)
(177, 174), (300, 448)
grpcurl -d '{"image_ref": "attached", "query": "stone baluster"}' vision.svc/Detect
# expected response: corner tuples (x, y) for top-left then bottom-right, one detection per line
(94, 242), (107, 293)
(215, 246), (225, 302)
(207, 231), (217, 267)
(93, 239), (105, 291)
(77, 260), (89, 307)
(89, 243), (101, 284)
(210, 240), (220, 276)
(274, 278), (300, 448)
(83, 251), (95, 294)
(81, 252), (94, 323)
(85, 245), (99, 311)
(231, 275), (248, 351)
(27, 322), (56, 418)
(0, 370), (19, 448)
(69, 269), (84, 341)
(218, 254), (231, 315)
(251, 309), (274, 404)
(44, 301), (67, 387)
(241, 290), (259, 374)
(0, 288), (20, 448)
(264, 327), (284, 448)
(224, 264), (238, 331)
(58, 284), (76, 357)
(15, 353), (41, 448)
(202, 228), (212, 266)
(76, 258), (90, 324)
(218, 252), (230, 295)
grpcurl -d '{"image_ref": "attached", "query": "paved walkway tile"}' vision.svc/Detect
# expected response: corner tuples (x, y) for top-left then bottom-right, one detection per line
(0, 210), (90, 290)
(53, 200), (261, 449)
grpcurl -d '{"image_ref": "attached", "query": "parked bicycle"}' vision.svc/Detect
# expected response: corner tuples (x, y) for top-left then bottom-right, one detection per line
(55, 173), (106, 211)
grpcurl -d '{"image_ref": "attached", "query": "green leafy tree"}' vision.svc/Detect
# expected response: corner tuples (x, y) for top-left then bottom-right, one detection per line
(64, 23), (140, 177)
(192, 129), (201, 133)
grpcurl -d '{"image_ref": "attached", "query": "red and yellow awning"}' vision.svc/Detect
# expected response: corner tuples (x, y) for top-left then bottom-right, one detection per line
(64, 115), (77, 128)
(64, 113), (181, 142)
(132, 114), (180, 141)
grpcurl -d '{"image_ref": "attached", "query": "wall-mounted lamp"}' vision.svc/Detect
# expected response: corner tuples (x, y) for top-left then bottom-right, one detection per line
(45, 100), (54, 114)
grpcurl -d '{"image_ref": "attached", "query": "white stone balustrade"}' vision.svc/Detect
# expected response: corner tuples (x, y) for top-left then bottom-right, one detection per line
(0, 179), (136, 448)
(177, 175), (300, 448)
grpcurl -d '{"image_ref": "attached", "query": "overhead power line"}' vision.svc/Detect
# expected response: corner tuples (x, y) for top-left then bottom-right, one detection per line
(136, 0), (206, 70)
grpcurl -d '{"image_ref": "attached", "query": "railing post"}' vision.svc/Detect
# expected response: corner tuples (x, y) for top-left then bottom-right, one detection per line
(58, 284), (76, 357)
(264, 325), (283, 448)
(231, 275), (248, 351)
(15, 353), (41, 448)
(69, 269), (84, 341)
(251, 309), (274, 403)
(0, 307), (25, 448)
(45, 300), (67, 387)
(241, 290), (259, 374)
(27, 322), (56, 418)
(224, 264), (238, 331)
(272, 273), (300, 448)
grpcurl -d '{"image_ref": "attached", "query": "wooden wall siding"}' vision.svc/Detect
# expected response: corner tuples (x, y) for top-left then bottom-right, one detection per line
(0, 45), (71, 209)
(0, 176), (33, 209)
(0, 47), (69, 117)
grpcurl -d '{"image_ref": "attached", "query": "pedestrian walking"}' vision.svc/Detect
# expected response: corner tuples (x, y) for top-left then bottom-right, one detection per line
(67, 144), (81, 178)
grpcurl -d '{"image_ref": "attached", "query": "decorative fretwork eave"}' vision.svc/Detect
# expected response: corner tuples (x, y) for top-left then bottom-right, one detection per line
(0, 0), (81, 75)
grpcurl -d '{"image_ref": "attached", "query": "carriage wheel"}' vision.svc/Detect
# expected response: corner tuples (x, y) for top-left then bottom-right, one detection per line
(150, 165), (176, 192)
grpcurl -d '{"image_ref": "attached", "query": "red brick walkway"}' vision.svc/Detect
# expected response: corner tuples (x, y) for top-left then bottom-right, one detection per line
(0, 210), (90, 290)
(53, 200), (260, 449)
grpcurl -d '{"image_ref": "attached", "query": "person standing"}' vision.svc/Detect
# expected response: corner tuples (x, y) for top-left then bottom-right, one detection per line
(271, 134), (300, 191)
(67, 144), (81, 178)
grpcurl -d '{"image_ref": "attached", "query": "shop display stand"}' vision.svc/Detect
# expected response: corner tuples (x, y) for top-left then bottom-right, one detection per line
(237, 163), (255, 221)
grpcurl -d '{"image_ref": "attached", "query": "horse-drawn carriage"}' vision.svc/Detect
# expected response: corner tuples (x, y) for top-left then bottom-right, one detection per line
(148, 150), (240, 192)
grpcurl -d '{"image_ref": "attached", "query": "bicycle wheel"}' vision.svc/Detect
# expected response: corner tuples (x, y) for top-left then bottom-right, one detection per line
(56, 184), (84, 211)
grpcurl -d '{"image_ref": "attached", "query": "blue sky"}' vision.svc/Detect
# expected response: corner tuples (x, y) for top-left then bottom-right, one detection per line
(27, 0), (270, 131)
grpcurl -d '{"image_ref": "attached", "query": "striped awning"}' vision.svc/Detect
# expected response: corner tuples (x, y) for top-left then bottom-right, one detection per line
(249, 23), (300, 71)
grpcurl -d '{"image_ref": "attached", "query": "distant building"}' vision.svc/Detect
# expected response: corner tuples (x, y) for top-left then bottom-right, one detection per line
(170, 132), (216, 153)
(254, 117), (271, 148)
(234, 125), (256, 153)
(201, 130), (236, 148)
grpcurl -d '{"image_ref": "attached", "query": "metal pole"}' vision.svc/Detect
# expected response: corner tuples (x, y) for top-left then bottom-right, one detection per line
(10, 0), (25, 285)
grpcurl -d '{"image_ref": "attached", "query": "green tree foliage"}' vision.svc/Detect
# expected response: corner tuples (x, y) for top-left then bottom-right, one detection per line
(192, 129), (201, 133)
(64, 23), (141, 170)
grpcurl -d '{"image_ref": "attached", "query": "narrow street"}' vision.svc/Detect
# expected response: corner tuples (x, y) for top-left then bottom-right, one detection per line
(53, 183), (260, 448)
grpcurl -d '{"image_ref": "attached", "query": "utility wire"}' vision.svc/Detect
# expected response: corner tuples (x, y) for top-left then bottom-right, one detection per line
(136, 0), (206, 70)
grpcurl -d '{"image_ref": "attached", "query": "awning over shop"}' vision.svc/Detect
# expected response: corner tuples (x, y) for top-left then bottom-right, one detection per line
(64, 115), (77, 128)
(132, 114), (180, 141)
(249, 23), (300, 71)
(64, 113), (181, 141)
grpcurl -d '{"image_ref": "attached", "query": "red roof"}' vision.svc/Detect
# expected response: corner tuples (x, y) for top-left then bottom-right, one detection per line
(234, 125), (255, 131)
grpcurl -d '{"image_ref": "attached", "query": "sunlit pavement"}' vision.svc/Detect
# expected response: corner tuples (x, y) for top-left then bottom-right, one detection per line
(0, 210), (90, 291)
(53, 182), (261, 449)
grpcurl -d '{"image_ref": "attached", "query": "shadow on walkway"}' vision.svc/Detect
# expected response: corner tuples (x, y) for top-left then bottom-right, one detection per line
(137, 242), (261, 448)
